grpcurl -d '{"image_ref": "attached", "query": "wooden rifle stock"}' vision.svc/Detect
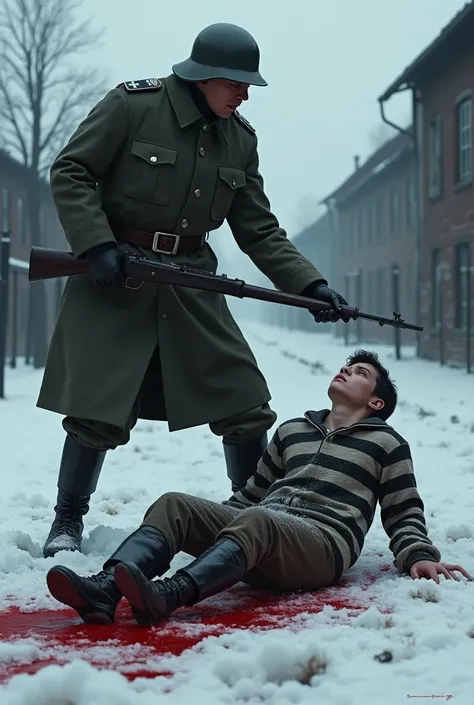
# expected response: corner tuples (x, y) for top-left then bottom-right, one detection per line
(28, 247), (423, 332)
(29, 247), (89, 281)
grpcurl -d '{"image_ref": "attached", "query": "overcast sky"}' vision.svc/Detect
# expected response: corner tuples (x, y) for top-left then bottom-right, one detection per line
(79, 0), (467, 281)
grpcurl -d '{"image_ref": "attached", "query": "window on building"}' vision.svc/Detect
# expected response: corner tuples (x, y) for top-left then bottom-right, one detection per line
(375, 197), (383, 239)
(365, 206), (371, 244)
(350, 215), (357, 253)
(389, 187), (399, 236)
(428, 114), (443, 199)
(455, 243), (471, 329)
(1, 188), (10, 231)
(371, 201), (379, 241)
(358, 208), (364, 248)
(431, 249), (443, 327)
(456, 96), (472, 184)
(406, 176), (415, 227)
(343, 223), (349, 253)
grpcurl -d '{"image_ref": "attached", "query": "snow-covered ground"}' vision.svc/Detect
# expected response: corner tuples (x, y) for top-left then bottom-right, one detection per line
(1, 321), (473, 704)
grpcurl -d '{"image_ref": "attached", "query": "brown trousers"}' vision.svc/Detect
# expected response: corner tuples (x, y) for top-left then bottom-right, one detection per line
(141, 492), (337, 591)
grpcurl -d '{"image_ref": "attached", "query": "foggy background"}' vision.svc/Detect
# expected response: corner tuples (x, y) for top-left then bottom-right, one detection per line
(78, 0), (467, 293)
(1, 0), (468, 339)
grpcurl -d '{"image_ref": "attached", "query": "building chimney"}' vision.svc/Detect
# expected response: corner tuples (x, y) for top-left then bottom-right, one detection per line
(354, 155), (360, 171)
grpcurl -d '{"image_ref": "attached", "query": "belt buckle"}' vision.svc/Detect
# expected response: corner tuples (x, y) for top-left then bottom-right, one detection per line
(152, 231), (180, 255)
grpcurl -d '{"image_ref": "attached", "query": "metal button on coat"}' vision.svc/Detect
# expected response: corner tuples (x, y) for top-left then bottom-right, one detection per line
(180, 218), (188, 228)
(232, 178), (236, 187)
(150, 156), (157, 163)
(194, 188), (202, 198)
(203, 124), (210, 131)
(198, 146), (206, 156)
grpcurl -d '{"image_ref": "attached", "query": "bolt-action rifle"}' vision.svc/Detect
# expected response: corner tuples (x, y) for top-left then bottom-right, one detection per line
(28, 247), (423, 331)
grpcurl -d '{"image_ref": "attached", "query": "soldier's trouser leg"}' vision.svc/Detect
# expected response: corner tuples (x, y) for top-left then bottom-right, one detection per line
(209, 403), (277, 493)
(141, 492), (336, 591)
(43, 395), (144, 559)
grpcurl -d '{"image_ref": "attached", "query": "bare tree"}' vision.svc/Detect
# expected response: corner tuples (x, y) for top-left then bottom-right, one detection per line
(0, 0), (107, 367)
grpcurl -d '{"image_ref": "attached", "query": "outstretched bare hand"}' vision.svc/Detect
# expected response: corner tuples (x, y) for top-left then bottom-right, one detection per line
(409, 560), (471, 584)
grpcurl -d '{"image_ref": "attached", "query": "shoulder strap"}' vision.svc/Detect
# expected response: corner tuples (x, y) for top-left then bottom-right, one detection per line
(121, 78), (162, 92)
(234, 110), (256, 134)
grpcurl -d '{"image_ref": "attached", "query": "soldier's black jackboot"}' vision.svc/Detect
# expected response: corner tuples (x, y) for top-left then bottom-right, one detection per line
(46, 525), (172, 624)
(115, 537), (247, 625)
(223, 434), (268, 493)
(42, 436), (107, 559)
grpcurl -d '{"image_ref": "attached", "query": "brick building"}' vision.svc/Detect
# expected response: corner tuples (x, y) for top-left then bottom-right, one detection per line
(258, 211), (334, 333)
(322, 133), (417, 349)
(0, 149), (66, 364)
(380, 2), (474, 370)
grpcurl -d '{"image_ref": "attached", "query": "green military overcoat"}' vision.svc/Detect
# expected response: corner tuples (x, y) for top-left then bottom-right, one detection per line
(37, 74), (326, 432)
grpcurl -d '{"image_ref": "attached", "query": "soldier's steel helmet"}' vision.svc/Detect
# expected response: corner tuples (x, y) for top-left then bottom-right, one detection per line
(172, 23), (267, 87)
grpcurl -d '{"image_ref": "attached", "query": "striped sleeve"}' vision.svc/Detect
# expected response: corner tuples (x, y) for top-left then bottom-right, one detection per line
(378, 442), (441, 573)
(222, 427), (284, 508)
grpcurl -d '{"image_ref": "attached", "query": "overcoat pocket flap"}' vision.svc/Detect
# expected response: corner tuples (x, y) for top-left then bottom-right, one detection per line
(131, 140), (178, 165)
(218, 166), (247, 189)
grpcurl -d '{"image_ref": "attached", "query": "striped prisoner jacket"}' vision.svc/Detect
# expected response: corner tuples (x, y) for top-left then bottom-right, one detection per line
(224, 410), (441, 579)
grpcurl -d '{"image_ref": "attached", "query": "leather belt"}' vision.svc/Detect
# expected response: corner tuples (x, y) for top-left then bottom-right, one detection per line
(112, 224), (207, 255)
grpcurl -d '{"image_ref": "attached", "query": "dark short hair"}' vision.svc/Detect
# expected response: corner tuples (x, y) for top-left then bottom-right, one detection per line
(346, 349), (398, 421)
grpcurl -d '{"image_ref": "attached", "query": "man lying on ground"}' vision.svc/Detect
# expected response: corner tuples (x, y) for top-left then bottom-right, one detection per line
(46, 349), (471, 625)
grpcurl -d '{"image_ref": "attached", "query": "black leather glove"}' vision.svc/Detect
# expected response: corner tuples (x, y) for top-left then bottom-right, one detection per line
(302, 282), (350, 323)
(86, 244), (124, 287)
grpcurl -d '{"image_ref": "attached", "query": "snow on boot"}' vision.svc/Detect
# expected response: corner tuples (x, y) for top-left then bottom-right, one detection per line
(43, 491), (91, 558)
(43, 437), (106, 559)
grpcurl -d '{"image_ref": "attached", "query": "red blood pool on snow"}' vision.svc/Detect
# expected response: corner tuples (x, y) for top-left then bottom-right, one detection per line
(0, 569), (388, 684)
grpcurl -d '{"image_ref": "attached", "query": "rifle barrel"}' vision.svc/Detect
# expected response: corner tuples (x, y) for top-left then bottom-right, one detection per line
(28, 247), (423, 331)
(357, 310), (423, 332)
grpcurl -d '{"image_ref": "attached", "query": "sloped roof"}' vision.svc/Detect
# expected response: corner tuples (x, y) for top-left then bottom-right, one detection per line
(322, 130), (413, 206)
(379, 2), (474, 101)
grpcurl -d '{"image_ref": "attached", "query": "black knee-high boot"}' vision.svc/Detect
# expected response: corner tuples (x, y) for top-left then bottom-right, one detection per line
(114, 537), (247, 625)
(46, 525), (172, 624)
(223, 434), (268, 493)
(43, 436), (107, 559)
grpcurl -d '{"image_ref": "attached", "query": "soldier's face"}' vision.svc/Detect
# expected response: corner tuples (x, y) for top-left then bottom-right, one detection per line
(197, 79), (250, 118)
